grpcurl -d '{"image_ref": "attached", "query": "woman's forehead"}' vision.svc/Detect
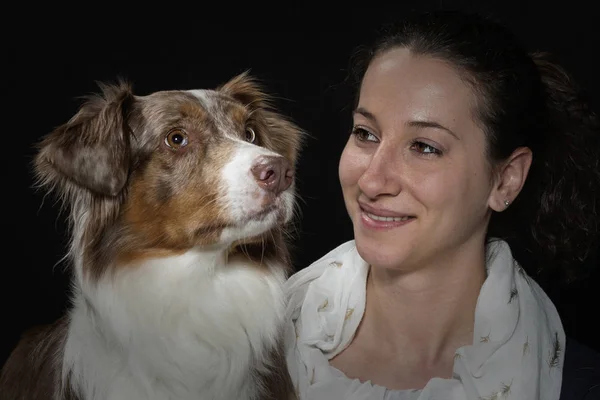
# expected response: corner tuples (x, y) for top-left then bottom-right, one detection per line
(358, 48), (479, 136)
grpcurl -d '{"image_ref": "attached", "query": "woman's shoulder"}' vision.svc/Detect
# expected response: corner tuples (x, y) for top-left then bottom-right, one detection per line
(560, 338), (600, 399)
(284, 240), (360, 306)
(286, 240), (358, 289)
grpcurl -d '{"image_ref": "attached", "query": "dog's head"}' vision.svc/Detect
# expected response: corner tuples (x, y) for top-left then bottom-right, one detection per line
(34, 72), (304, 278)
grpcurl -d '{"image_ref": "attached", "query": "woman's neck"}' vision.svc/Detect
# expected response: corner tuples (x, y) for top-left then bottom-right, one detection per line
(362, 240), (487, 368)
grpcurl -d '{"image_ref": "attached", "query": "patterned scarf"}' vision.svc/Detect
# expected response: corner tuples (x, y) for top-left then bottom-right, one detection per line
(285, 239), (565, 400)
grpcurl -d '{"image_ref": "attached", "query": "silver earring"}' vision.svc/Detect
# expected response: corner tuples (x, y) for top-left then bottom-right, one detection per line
(504, 199), (510, 207)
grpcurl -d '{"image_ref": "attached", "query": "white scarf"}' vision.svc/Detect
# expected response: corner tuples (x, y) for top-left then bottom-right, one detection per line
(284, 239), (565, 400)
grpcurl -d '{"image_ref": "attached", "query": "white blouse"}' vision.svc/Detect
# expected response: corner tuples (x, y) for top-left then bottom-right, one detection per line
(284, 239), (565, 400)
(323, 365), (422, 399)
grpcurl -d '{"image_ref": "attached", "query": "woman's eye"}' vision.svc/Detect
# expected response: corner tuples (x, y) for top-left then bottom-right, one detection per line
(352, 127), (378, 142)
(410, 140), (441, 155)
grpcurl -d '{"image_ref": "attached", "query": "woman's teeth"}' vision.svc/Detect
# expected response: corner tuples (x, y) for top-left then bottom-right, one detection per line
(365, 212), (412, 222)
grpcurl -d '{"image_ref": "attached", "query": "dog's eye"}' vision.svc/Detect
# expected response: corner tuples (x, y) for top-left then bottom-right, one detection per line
(165, 129), (189, 149)
(245, 127), (256, 143)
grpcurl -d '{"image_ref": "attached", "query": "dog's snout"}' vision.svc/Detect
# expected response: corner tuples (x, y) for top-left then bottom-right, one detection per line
(251, 156), (293, 195)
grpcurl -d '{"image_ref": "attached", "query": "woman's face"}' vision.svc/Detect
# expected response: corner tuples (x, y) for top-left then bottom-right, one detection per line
(339, 48), (498, 272)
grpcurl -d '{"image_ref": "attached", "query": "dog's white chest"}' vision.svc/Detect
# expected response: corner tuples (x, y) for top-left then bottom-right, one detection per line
(64, 251), (287, 400)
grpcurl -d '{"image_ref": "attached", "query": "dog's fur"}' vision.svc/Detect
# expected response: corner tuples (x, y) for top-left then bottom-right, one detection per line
(1, 72), (303, 400)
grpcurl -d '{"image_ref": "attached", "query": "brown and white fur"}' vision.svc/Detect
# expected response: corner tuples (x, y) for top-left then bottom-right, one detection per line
(0, 72), (303, 400)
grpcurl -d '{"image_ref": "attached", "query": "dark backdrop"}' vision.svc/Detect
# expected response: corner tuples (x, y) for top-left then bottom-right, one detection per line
(2, 1), (599, 367)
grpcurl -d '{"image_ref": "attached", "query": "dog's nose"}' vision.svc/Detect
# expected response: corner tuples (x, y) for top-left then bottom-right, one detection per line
(251, 155), (294, 195)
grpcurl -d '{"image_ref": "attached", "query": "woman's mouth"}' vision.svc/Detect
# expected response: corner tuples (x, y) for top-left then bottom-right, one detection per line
(359, 207), (416, 230)
(364, 212), (413, 222)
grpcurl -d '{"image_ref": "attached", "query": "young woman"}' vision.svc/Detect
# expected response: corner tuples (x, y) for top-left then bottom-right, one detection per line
(285, 10), (600, 400)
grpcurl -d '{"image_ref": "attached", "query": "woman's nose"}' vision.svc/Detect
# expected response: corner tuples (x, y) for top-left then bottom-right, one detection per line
(357, 146), (402, 199)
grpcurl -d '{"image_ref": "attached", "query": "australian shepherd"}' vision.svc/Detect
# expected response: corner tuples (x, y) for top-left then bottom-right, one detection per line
(0, 72), (303, 400)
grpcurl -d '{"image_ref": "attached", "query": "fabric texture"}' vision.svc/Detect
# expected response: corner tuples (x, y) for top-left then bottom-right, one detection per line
(284, 239), (566, 400)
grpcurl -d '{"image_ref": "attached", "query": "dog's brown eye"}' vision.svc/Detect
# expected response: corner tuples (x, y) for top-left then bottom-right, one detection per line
(165, 129), (189, 149)
(245, 127), (256, 143)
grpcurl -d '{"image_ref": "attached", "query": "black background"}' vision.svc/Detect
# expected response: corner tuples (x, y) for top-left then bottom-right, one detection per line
(2, 1), (599, 367)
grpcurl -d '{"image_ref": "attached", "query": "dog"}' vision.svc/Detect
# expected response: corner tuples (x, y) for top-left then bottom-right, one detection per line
(0, 72), (303, 400)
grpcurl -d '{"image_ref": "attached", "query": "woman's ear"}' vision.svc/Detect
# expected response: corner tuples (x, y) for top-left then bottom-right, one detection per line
(488, 147), (533, 211)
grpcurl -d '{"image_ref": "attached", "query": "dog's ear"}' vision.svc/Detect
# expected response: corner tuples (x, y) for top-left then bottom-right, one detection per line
(218, 70), (272, 110)
(35, 81), (135, 197)
(219, 71), (305, 165)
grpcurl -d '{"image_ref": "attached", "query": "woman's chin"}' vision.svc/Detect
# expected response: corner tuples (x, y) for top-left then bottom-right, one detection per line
(354, 236), (413, 271)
